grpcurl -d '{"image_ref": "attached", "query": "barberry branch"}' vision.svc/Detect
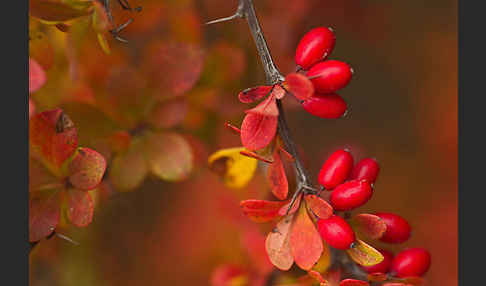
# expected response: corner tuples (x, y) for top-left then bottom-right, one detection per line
(208, 0), (316, 211)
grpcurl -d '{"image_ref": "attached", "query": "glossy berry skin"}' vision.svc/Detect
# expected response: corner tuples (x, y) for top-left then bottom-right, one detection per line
(295, 27), (335, 70)
(375, 212), (412, 244)
(307, 60), (353, 93)
(390, 248), (431, 277)
(350, 158), (380, 183)
(302, 93), (347, 119)
(330, 179), (373, 211)
(318, 149), (353, 190)
(361, 249), (394, 274)
(317, 215), (355, 250)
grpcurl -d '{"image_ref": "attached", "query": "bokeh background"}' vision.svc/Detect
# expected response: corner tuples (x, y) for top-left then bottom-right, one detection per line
(29, 0), (457, 285)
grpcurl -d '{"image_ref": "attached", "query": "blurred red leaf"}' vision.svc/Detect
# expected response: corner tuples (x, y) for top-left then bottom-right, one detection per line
(245, 93), (279, 117)
(29, 191), (61, 242)
(399, 276), (424, 285)
(238, 86), (273, 103)
(240, 199), (286, 223)
(305, 194), (333, 220)
(268, 151), (288, 200)
(29, 109), (78, 175)
(68, 147), (106, 191)
(284, 73), (314, 101)
(145, 42), (204, 97)
(290, 203), (323, 270)
(265, 214), (294, 270)
(29, 58), (46, 93)
(66, 188), (94, 227)
(273, 85), (286, 99)
(210, 264), (248, 286)
(308, 270), (328, 285)
(241, 229), (273, 275)
(107, 131), (132, 153)
(382, 283), (411, 286)
(148, 98), (188, 129)
(145, 132), (193, 181)
(240, 113), (278, 151)
(367, 273), (388, 282)
(353, 213), (387, 239)
(29, 0), (92, 22)
(29, 98), (36, 118)
(339, 279), (370, 286)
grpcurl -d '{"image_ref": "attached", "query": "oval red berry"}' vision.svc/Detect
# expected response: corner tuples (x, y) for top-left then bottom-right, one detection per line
(361, 249), (394, 274)
(295, 27), (335, 70)
(330, 179), (373, 211)
(317, 215), (355, 250)
(302, 93), (347, 119)
(375, 212), (412, 244)
(318, 149), (353, 189)
(390, 248), (431, 277)
(307, 60), (353, 93)
(350, 158), (380, 183)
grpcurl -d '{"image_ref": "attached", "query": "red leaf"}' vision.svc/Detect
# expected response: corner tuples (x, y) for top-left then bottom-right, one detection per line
(245, 93), (279, 117)
(66, 188), (94, 227)
(240, 113), (278, 151)
(305, 194), (333, 219)
(29, 109), (78, 175)
(382, 284), (410, 286)
(238, 85), (273, 103)
(147, 98), (188, 129)
(68, 148), (107, 191)
(29, 191), (61, 242)
(29, 0), (92, 22)
(367, 273), (388, 282)
(268, 151), (288, 200)
(145, 42), (204, 97)
(241, 229), (273, 274)
(210, 264), (247, 286)
(339, 279), (370, 286)
(273, 85), (286, 99)
(265, 214), (294, 270)
(284, 73), (314, 101)
(240, 199), (286, 223)
(240, 149), (273, 163)
(354, 213), (387, 239)
(29, 58), (46, 93)
(399, 276), (424, 285)
(290, 203), (323, 270)
(278, 193), (303, 216)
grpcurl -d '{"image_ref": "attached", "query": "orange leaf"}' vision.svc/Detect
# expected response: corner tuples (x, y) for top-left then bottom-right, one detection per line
(339, 279), (370, 286)
(353, 213), (387, 239)
(346, 239), (384, 267)
(29, 109), (78, 176)
(68, 147), (106, 191)
(278, 193), (303, 216)
(367, 273), (388, 282)
(305, 194), (333, 219)
(308, 270), (328, 285)
(29, 191), (61, 242)
(66, 188), (94, 227)
(265, 214), (294, 270)
(29, 58), (46, 93)
(240, 113), (278, 151)
(238, 85), (273, 103)
(284, 73), (315, 101)
(240, 199), (286, 223)
(268, 151), (288, 200)
(290, 203), (323, 270)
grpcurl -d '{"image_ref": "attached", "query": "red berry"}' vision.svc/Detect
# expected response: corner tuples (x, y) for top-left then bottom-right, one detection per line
(375, 212), (412, 244)
(330, 179), (373, 211)
(350, 158), (380, 183)
(301, 93), (347, 119)
(317, 215), (355, 250)
(390, 248), (431, 277)
(318, 149), (353, 189)
(295, 27), (336, 70)
(361, 249), (394, 274)
(307, 60), (353, 93)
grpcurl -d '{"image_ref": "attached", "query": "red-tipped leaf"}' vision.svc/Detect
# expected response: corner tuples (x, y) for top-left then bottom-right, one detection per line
(68, 147), (107, 191)
(66, 188), (94, 227)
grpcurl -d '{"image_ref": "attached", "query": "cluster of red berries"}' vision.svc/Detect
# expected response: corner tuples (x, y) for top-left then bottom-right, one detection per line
(294, 27), (353, 119)
(314, 149), (431, 279)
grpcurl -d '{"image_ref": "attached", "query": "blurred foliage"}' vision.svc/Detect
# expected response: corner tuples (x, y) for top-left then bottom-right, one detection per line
(29, 0), (457, 286)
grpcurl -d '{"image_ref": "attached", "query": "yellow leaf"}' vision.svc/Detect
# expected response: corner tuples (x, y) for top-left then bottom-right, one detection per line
(208, 147), (257, 188)
(312, 242), (331, 273)
(346, 238), (384, 267)
(97, 33), (111, 55)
